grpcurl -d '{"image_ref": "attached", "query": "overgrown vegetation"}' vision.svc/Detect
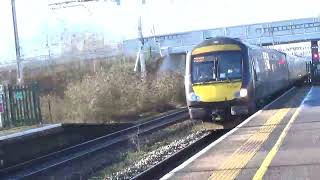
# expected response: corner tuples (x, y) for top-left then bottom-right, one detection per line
(38, 56), (185, 123)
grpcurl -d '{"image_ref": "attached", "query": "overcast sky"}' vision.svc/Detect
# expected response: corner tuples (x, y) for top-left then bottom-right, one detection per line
(0, 0), (319, 61)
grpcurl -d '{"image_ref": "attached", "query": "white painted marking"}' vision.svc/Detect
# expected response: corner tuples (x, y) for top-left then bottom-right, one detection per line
(302, 86), (314, 104)
(0, 124), (62, 141)
(160, 87), (296, 180)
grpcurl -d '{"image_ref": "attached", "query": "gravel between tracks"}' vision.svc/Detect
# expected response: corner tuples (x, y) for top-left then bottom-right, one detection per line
(89, 120), (208, 180)
(108, 130), (208, 180)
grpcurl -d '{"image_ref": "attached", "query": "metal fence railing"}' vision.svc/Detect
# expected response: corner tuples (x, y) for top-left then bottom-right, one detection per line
(0, 84), (42, 128)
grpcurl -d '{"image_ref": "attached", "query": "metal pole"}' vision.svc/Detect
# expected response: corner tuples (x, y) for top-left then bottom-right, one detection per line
(11, 0), (23, 84)
(137, 16), (146, 77)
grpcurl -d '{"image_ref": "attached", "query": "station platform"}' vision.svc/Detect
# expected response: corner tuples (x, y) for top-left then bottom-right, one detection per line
(162, 86), (320, 180)
(0, 124), (61, 142)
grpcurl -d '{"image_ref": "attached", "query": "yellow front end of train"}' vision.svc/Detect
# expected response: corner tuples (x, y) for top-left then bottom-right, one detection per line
(192, 81), (242, 102)
(185, 38), (250, 121)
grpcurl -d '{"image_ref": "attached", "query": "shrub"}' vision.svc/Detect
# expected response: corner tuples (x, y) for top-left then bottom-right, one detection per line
(41, 58), (185, 124)
(41, 95), (68, 123)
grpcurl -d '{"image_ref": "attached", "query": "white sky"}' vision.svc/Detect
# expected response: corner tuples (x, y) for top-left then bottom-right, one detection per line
(0, 0), (319, 61)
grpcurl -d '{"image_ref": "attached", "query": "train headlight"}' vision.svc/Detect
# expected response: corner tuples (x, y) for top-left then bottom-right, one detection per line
(187, 92), (201, 102)
(239, 88), (248, 98)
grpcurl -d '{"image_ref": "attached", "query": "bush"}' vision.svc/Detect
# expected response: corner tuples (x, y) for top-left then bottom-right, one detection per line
(41, 58), (186, 124)
(41, 95), (67, 123)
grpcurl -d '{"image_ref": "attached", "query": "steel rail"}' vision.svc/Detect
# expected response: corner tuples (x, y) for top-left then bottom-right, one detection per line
(132, 130), (229, 180)
(0, 108), (188, 179)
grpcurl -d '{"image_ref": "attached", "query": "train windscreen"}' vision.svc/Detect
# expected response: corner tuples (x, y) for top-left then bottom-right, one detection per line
(191, 52), (242, 83)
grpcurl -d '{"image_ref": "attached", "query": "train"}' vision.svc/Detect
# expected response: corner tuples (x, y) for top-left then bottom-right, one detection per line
(185, 37), (309, 121)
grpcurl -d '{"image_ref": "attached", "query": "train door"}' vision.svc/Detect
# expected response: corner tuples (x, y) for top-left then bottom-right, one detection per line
(252, 50), (265, 100)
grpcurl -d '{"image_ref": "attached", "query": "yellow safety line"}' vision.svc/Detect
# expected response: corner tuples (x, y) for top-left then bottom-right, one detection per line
(252, 105), (303, 180)
(208, 108), (291, 180)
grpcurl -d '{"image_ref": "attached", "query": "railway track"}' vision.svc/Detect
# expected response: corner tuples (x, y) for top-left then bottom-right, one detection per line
(132, 129), (229, 180)
(0, 108), (189, 179)
(131, 87), (298, 180)
(0, 88), (295, 179)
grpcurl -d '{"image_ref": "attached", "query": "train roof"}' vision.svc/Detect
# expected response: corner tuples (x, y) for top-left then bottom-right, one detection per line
(193, 37), (312, 62)
(195, 36), (286, 55)
(195, 37), (245, 49)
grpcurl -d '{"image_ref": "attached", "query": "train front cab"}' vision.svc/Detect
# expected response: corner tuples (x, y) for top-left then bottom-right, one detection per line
(185, 39), (253, 121)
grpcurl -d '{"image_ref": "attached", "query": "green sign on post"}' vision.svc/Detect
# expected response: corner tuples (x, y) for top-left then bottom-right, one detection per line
(15, 91), (23, 101)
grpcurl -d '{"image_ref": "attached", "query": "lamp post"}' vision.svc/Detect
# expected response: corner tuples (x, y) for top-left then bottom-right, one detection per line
(11, 0), (23, 84)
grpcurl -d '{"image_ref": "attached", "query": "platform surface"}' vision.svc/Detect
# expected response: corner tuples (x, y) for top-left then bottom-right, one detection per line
(0, 124), (61, 141)
(162, 86), (320, 180)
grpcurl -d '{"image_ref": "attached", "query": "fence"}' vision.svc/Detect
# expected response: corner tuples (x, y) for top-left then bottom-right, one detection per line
(0, 84), (42, 128)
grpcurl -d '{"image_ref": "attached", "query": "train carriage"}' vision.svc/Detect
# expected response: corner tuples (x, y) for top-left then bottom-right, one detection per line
(185, 37), (308, 121)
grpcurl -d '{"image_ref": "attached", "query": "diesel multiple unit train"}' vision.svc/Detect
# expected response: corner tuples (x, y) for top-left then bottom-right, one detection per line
(185, 37), (309, 121)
